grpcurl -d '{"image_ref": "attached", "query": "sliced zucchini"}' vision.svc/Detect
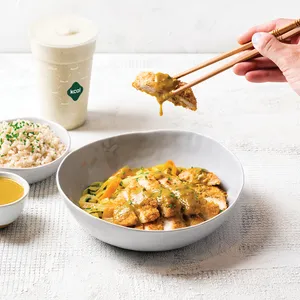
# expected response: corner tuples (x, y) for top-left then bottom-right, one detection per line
(79, 194), (98, 206)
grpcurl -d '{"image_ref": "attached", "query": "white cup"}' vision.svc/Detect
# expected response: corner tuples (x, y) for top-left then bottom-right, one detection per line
(30, 15), (98, 130)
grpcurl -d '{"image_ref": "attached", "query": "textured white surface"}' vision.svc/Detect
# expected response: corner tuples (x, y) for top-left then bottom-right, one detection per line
(0, 0), (299, 53)
(1, 53), (300, 299)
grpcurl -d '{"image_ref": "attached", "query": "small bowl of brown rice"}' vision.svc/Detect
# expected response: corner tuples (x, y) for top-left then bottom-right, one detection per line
(0, 117), (70, 184)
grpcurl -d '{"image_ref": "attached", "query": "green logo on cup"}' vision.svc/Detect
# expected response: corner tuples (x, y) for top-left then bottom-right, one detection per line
(67, 82), (83, 101)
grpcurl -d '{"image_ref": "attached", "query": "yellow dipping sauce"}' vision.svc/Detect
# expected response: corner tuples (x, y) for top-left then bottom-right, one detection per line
(0, 177), (24, 205)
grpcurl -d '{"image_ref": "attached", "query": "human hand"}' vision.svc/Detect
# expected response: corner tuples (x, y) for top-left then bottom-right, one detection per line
(233, 18), (300, 95)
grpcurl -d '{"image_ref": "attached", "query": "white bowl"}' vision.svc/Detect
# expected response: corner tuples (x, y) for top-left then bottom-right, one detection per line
(57, 130), (244, 251)
(0, 117), (71, 184)
(0, 171), (30, 228)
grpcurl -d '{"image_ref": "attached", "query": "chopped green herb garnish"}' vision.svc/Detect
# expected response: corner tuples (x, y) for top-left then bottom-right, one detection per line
(170, 192), (176, 198)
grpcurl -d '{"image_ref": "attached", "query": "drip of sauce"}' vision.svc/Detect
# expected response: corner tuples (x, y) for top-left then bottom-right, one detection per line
(0, 178), (24, 205)
(159, 103), (163, 116)
(153, 73), (177, 116)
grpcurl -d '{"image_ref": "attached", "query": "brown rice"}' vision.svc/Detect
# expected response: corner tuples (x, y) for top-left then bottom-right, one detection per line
(0, 120), (66, 168)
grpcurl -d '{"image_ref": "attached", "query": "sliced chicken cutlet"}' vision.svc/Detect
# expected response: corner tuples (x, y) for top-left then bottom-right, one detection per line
(132, 71), (197, 115)
(120, 180), (160, 224)
(193, 185), (227, 219)
(144, 217), (164, 231)
(134, 224), (144, 230)
(185, 215), (205, 226)
(158, 175), (202, 215)
(137, 173), (182, 218)
(113, 203), (139, 227)
(132, 72), (175, 96)
(168, 81), (197, 112)
(179, 168), (221, 186)
(195, 185), (227, 210)
(144, 215), (186, 231)
(163, 216), (186, 230)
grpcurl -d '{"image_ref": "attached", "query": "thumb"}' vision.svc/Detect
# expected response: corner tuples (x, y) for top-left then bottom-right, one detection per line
(252, 32), (290, 68)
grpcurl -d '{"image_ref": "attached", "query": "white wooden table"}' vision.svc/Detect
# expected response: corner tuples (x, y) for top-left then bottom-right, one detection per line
(1, 53), (300, 300)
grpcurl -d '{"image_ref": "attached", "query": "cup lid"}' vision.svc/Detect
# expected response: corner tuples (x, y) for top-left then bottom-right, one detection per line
(30, 15), (98, 48)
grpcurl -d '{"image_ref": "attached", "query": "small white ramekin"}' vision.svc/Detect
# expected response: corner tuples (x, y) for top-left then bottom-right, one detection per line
(0, 172), (30, 228)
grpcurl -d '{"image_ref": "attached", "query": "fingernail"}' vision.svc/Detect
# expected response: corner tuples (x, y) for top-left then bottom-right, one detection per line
(252, 33), (262, 47)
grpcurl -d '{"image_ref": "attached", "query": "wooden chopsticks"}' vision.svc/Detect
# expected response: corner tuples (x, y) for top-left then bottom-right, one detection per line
(170, 19), (300, 97)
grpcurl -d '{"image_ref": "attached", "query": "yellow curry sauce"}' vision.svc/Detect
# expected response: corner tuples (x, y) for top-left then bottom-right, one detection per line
(153, 73), (176, 116)
(0, 177), (24, 205)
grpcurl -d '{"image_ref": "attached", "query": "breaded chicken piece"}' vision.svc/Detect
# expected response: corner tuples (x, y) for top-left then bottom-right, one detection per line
(179, 168), (221, 186)
(159, 175), (202, 215)
(113, 204), (138, 226)
(120, 181), (160, 224)
(193, 185), (227, 219)
(144, 218), (164, 231)
(132, 72), (175, 95)
(132, 71), (197, 115)
(138, 206), (160, 223)
(163, 216), (186, 230)
(134, 224), (144, 230)
(137, 173), (181, 218)
(185, 215), (205, 226)
(168, 81), (197, 111)
(195, 185), (227, 210)
(199, 202), (220, 220)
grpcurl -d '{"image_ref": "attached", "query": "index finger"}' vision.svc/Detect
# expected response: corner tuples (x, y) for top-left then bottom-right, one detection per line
(237, 18), (295, 44)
